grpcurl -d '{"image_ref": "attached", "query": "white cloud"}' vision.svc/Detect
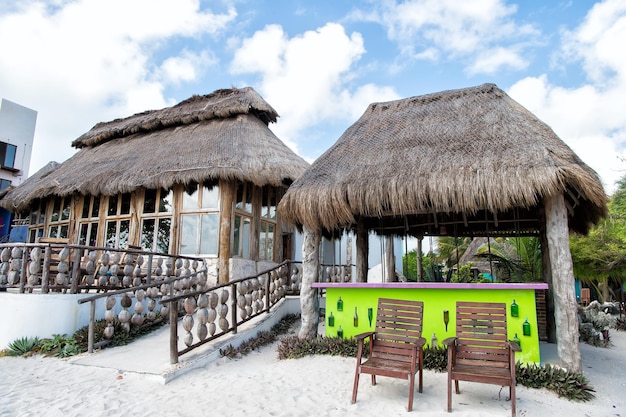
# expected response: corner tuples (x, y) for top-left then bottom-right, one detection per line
(354, 0), (538, 75)
(508, 0), (626, 193)
(0, 0), (236, 175)
(231, 22), (400, 154)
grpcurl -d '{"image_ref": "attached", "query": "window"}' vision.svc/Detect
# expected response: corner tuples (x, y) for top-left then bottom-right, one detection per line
(48, 196), (70, 239)
(259, 186), (278, 261)
(0, 142), (17, 169)
(233, 182), (253, 258)
(78, 195), (100, 246)
(28, 199), (46, 243)
(141, 188), (173, 253)
(105, 193), (131, 249)
(179, 183), (219, 256)
(0, 179), (10, 190)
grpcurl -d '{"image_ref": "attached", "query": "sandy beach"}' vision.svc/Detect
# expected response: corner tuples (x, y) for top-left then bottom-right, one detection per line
(1, 327), (624, 417)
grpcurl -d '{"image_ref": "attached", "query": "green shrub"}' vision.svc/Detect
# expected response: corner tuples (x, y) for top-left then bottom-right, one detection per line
(39, 334), (81, 358)
(516, 362), (595, 401)
(3, 337), (40, 356)
(220, 313), (299, 358)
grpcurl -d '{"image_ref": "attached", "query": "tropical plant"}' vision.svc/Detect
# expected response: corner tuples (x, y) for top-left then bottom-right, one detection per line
(3, 337), (40, 356)
(402, 249), (442, 281)
(475, 237), (542, 282)
(435, 236), (472, 267)
(570, 176), (626, 302)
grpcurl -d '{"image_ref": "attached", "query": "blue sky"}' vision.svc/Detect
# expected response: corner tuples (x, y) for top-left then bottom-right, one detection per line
(1, 0), (625, 193)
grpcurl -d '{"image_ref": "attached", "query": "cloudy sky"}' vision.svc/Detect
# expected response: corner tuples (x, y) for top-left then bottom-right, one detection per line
(1, 0), (625, 193)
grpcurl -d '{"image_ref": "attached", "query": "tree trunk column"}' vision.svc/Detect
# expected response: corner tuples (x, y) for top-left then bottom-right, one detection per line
(356, 220), (368, 282)
(299, 226), (320, 340)
(545, 193), (582, 372)
(384, 236), (396, 282)
(218, 180), (235, 284)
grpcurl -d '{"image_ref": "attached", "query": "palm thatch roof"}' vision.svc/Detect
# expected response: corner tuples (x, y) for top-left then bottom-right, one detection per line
(1, 87), (309, 212)
(278, 83), (607, 237)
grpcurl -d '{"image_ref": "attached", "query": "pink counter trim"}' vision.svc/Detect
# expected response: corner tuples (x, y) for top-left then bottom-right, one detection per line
(311, 282), (548, 290)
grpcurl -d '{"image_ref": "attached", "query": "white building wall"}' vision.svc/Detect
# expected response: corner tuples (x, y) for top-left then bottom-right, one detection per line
(0, 98), (37, 186)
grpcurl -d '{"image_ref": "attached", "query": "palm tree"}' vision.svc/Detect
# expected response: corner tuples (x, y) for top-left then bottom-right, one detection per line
(475, 237), (542, 282)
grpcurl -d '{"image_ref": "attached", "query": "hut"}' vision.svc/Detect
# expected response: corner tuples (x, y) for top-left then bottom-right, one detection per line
(278, 83), (608, 372)
(1, 87), (309, 284)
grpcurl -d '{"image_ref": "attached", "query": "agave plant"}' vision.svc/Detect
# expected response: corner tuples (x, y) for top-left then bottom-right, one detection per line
(5, 337), (40, 356)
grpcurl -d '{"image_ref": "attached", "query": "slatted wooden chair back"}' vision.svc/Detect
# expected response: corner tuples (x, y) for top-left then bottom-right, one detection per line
(372, 298), (424, 362)
(454, 301), (509, 370)
(352, 298), (425, 411)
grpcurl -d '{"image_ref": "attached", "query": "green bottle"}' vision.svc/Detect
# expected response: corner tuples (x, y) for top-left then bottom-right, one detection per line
(337, 326), (343, 338)
(337, 297), (343, 312)
(511, 299), (519, 317)
(522, 318), (531, 336)
(512, 333), (521, 350)
(328, 312), (335, 327)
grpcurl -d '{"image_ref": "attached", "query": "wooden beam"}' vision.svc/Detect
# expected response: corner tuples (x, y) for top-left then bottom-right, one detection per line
(218, 179), (235, 284)
(356, 220), (368, 282)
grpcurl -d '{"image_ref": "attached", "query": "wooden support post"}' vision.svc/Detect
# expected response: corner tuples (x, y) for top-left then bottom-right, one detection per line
(19, 248), (27, 294)
(384, 236), (396, 282)
(299, 226), (320, 340)
(88, 300), (96, 353)
(71, 248), (81, 294)
(545, 193), (582, 372)
(169, 298), (178, 364)
(417, 237), (423, 282)
(42, 246), (51, 294)
(218, 180), (235, 284)
(231, 283), (238, 334)
(356, 221), (368, 283)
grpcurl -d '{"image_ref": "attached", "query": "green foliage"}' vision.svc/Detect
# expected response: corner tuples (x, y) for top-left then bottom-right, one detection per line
(613, 317), (626, 331)
(39, 334), (81, 358)
(220, 313), (299, 359)
(277, 336), (360, 359)
(450, 262), (475, 283)
(475, 237), (542, 282)
(3, 337), (40, 356)
(570, 176), (626, 301)
(436, 237), (472, 267)
(402, 249), (442, 281)
(73, 317), (166, 352)
(423, 345), (447, 372)
(516, 362), (595, 402)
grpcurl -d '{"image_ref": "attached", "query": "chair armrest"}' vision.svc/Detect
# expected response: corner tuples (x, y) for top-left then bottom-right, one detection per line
(442, 337), (457, 346)
(415, 337), (426, 348)
(354, 331), (375, 342)
(508, 340), (522, 352)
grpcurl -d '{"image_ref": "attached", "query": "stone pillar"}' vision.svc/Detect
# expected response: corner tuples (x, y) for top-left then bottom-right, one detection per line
(299, 226), (320, 340)
(545, 193), (582, 372)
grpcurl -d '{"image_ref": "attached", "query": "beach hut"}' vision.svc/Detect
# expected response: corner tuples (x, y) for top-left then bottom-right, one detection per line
(278, 83), (607, 372)
(1, 87), (309, 284)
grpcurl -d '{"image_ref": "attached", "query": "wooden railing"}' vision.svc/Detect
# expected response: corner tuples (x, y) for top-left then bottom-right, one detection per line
(0, 243), (208, 294)
(160, 260), (303, 364)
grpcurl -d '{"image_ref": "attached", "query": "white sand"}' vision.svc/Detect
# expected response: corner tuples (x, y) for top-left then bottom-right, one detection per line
(1, 330), (624, 417)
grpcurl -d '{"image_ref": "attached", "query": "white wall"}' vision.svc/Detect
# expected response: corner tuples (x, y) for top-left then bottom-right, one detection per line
(0, 292), (107, 348)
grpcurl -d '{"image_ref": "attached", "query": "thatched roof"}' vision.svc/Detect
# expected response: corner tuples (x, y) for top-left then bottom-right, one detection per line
(1, 87), (309, 212)
(278, 83), (607, 236)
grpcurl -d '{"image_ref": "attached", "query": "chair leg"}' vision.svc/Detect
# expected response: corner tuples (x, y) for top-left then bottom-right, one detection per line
(351, 370), (360, 404)
(418, 349), (423, 393)
(447, 373), (452, 412)
(371, 374), (376, 386)
(510, 384), (516, 417)
(408, 373), (415, 412)
(454, 380), (460, 394)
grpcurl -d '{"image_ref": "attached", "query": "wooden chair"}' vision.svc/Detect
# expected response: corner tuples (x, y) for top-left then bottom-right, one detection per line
(580, 288), (591, 306)
(443, 301), (521, 417)
(352, 298), (425, 411)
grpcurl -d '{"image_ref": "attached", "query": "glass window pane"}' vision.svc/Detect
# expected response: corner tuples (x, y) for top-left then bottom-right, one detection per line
(30, 209), (38, 225)
(29, 229), (36, 243)
(141, 219), (155, 251)
(38, 203), (45, 224)
(51, 197), (61, 222)
(241, 217), (251, 259)
(182, 183), (199, 210)
(232, 215), (241, 256)
(266, 223), (274, 261)
(81, 198), (90, 219)
(120, 193), (131, 215)
(60, 225), (68, 239)
(157, 218), (171, 253)
(91, 196), (100, 218)
(259, 222), (266, 260)
(4, 144), (16, 168)
(119, 220), (129, 248)
(200, 214), (218, 255)
(61, 199), (70, 221)
(235, 184), (244, 211)
(88, 224), (98, 247)
(79, 223), (88, 245)
(108, 195), (118, 216)
(49, 226), (58, 238)
(159, 188), (173, 213)
(180, 215), (197, 255)
(201, 186), (219, 209)
(105, 221), (116, 248)
(144, 189), (157, 213)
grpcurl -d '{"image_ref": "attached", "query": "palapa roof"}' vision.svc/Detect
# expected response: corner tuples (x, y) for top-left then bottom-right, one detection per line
(1, 87), (309, 212)
(278, 83), (607, 237)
